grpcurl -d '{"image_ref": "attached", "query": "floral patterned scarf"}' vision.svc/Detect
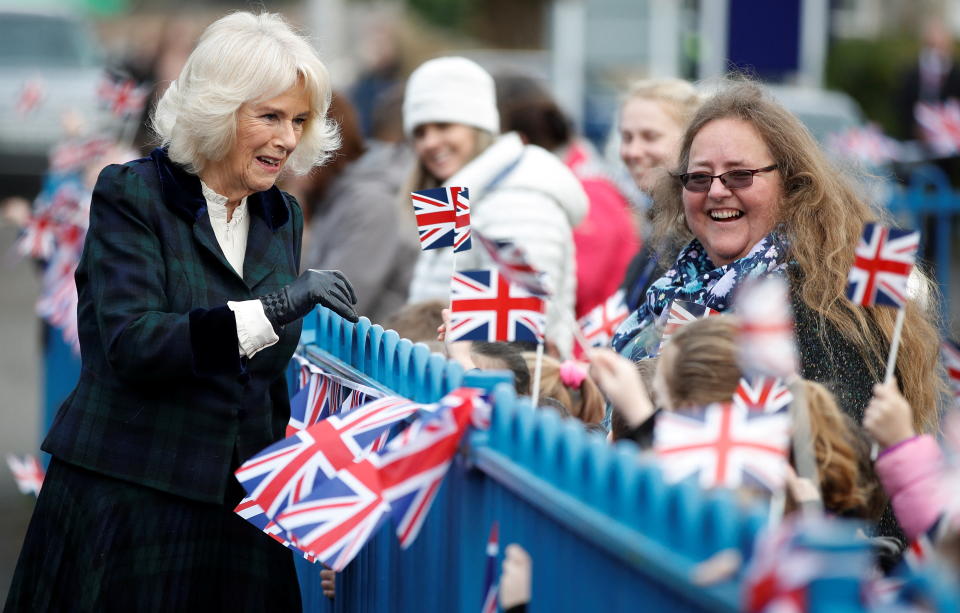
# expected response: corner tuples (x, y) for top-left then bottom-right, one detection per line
(611, 232), (791, 360)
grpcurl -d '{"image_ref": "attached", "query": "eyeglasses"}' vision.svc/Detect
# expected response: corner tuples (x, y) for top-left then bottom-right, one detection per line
(675, 164), (778, 193)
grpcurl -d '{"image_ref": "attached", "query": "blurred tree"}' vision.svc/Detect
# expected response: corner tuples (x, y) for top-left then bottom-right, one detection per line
(407, 0), (478, 30)
(825, 36), (921, 135)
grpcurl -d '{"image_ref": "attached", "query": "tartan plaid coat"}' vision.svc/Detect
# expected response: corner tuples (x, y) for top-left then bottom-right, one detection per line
(42, 148), (304, 504)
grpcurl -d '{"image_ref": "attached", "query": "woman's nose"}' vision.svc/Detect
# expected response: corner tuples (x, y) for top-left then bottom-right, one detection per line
(275, 120), (299, 150)
(707, 175), (733, 199)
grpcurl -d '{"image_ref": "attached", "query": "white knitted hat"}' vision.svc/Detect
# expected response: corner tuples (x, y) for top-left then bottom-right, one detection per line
(403, 56), (500, 137)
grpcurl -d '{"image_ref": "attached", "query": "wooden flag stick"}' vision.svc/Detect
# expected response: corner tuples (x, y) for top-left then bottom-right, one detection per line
(787, 376), (823, 514)
(884, 307), (907, 383)
(530, 340), (544, 408)
(871, 307), (907, 459)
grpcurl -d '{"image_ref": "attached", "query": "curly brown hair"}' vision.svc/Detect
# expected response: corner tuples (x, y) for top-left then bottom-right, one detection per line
(649, 79), (944, 433)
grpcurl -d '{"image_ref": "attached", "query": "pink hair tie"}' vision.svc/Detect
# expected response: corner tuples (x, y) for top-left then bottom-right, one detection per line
(559, 360), (588, 389)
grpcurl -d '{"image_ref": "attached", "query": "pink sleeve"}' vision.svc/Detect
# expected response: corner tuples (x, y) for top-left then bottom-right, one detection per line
(874, 435), (946, 541)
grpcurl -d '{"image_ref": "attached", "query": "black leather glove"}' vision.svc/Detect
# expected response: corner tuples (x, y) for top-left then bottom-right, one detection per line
(260, 269), (358, 330)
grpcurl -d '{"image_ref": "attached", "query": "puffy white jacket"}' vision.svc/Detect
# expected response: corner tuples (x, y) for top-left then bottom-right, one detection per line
(408, 132), (588, 356)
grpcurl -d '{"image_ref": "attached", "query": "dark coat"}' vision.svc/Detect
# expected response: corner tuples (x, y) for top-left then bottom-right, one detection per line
(42, 148), (304, 504)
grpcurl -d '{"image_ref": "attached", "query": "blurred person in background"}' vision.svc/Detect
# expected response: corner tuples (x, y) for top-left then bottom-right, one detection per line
(6, 12), (360, 611)
(288, 86), (419, 324)
(495, 73), (639, 318)
(617, 78), (703, 311)
(404, 56), (587, 357)
(895, 19), (960, 146)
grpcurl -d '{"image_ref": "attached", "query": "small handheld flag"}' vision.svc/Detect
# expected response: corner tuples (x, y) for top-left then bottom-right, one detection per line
(915, 99), (960, 157)
(97, 72), (148, 119)
(942, 340), (960, 409)
(733, 377), (793, 414)
(734, 277), (798, 380)
(659, 299), (719, 349)
(480, 521), (500, 613)
(411, 186), (471, 252)
(6, 454), (45, 496)
(654, 402), (791, 492)
(577, 289), (629, 349)
(473, 231), (550, 296)
(449, 269), (546, 344)
(846, 222), (919, 308)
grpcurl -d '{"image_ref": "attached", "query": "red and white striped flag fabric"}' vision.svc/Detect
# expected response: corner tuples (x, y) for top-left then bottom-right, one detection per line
(473, 231), (550, 296)
(735, 277), (799, 380)
(659, 299), (719, 350)
(915, 99), (960, 157)
(577, 289), (629, 349)
(448, 269), (546, 344)
(6, 454), (45, 496)
(846, 222), (919, 308)
(411, 186), (471, 252)
(733, 376), (793, 414)
(49, 137), (114, 174)
(654, 401), (791, 492)
(97, 73), (148, 118)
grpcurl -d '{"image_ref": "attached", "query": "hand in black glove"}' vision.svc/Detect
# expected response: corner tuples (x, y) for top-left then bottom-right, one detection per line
(260, 269), (358, 330)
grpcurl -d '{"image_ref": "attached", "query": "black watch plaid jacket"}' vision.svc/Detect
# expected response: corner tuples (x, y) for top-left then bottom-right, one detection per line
(42, 147), (304, 504)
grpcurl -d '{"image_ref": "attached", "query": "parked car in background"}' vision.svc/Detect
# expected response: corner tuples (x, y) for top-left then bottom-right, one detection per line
(0, 9), (117, 200)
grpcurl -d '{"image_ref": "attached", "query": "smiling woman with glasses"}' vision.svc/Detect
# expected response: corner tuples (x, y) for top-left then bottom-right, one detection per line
(675, 164), (778, 192)
(610, 80), (944, 540)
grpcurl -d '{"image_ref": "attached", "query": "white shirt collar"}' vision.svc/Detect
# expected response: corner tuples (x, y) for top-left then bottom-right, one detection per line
(200, 180), (248, 226)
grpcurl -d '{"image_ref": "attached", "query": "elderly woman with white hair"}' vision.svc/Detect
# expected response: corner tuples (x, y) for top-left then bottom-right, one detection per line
(6, 12), (357, 610)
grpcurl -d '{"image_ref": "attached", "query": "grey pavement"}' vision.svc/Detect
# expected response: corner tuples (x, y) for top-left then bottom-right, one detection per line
(0, 224), (41, 604)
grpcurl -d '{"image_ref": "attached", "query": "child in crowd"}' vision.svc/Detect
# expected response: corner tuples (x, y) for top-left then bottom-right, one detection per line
(591, 315), (876, 519)
(863, 380), (957, 545)
(521, 352), (606, 426)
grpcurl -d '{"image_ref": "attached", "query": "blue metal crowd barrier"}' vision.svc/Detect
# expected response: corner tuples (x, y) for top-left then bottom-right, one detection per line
(292, 308), (960, 612)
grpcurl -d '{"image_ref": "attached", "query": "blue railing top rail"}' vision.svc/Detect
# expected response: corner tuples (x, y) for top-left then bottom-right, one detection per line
(300, 302), (960, 611)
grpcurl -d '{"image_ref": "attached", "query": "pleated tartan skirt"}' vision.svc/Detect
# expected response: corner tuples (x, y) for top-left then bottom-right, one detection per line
(4, 458), (302, 613)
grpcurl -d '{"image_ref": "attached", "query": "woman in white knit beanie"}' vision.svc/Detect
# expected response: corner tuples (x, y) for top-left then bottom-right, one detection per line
(403, 56), (588, 357)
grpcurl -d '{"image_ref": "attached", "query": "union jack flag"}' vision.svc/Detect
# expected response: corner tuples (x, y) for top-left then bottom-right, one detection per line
(942, 340), (960, 408)
(474, 231), (550, 296)
(733, 376), (793, 414)
(236, 395), (422, 517)
(480, 521), (500, 613)
(49, 137), (113, 175)
(15, 78), (44, 115)
(6, 454), (44, 496)
(578, 289), (629, 349)
(286, 372), (340, 436)
(411, 186), (471, 252)
(659, 299), (719, 349)
(97, 73), (148, 118)
(379, 388), (482, 547)
(735, 277), (799, 380)
(277, 458), (390, 571)
(846, 223), (919, 308)
(448, 269), (545, 344)
(16, 213), (57, 260)
(234, 496), (317, 562)
(654, 402), (791, 492)
(826, 123), (901, 167)
(915, 99), (960, 157)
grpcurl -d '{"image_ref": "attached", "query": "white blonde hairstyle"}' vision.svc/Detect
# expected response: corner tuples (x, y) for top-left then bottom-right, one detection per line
(622, 77), (703, 128)
(151, 11), (339, 175)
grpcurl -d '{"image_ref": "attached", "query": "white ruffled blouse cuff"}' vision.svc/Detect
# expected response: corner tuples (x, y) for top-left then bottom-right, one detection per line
(227, 299), (279, 358)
